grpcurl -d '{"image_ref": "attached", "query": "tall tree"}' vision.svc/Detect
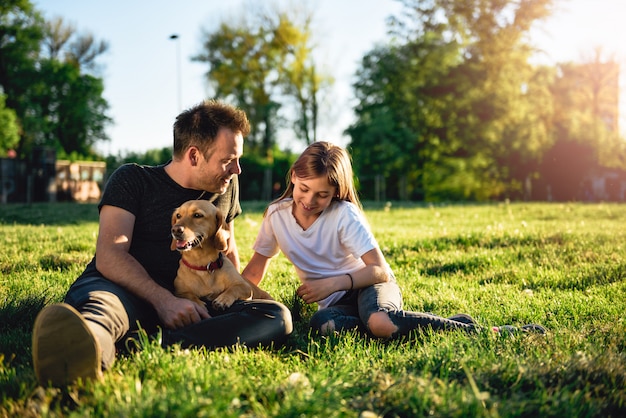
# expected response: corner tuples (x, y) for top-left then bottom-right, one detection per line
(0, 93), (19, 155)
(37, 17), (111, 156)
(0, 0), (45, 155)
(554, 50), (622, 167)
(0, 3), (111, 158)
(276, 12), (332, 145)
(194, 5), (331, 154)
(348, 0), (554, 201)
(538, 50), (624, 200)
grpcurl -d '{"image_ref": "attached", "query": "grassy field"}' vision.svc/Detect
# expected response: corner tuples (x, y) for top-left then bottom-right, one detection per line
(1, 201), (625, 417)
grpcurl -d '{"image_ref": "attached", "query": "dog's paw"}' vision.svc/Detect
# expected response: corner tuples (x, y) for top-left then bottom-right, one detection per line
(255, 289), (274, 300)
(212, 295), (236, 310)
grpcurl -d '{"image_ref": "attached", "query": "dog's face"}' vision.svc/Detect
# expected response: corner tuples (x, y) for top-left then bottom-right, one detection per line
(170, 200), (228, 252)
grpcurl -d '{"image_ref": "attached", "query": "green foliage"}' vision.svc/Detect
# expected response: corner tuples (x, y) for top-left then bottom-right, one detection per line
(194, 5), (332, 156)
(32, 59), (111, 156)
(105, 146), (173, 172)
(348, 0), (624, 202)
(0, 94), (19, 155)
(1, 202), (625, 416)
(0, 1), (110, 159)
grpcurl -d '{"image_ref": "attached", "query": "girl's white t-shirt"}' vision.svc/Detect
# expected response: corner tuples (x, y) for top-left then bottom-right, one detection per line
(253, 199), (388, 309)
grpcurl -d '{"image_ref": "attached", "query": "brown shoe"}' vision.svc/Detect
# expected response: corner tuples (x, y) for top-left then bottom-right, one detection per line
(32, 303), (103, 387)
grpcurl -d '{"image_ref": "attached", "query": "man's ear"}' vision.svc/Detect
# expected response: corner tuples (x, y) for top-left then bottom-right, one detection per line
(188, 147), (200, 166)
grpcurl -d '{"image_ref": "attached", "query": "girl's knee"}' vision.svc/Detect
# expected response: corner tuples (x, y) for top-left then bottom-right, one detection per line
(367, 311), (398, 338)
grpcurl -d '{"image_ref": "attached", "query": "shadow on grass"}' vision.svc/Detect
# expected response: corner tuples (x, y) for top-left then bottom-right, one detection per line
(0, 296), (48, 366)
(0, 203), (99, 226)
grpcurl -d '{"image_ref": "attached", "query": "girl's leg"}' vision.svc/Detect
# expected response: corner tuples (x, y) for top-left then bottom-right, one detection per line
(357, 280), (403, 338)
(357, 280), (479, 338)
(309, 293), (361, 335)
(386, 311), (478, 336)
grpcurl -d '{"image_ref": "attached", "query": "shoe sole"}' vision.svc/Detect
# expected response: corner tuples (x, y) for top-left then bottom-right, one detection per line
(32, 303), (102, 387)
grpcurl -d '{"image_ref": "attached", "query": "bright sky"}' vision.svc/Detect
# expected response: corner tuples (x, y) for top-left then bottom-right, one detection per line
(32, 0), (626, 156)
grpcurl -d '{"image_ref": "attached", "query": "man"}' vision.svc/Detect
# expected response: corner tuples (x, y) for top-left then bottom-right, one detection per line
(32, 100), (293, 387)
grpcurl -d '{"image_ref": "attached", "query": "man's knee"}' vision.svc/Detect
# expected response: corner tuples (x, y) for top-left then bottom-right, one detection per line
(367, 311), (398, 338)
(271, 301), (294, 336)
(245, 300), (294, 339)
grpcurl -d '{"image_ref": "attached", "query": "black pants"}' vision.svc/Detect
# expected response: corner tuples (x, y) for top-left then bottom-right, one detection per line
(65, 275), (293, 369)
(164, 300), (293, 349)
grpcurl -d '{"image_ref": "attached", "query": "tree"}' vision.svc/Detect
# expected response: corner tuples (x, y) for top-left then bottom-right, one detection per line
(194, 5), (331, 154)
(195, 5), (331, 199)
(0, 0), (45, 155)
(347, 43), (442, 200)
(36, 59), (110, 156)
(553, 50), (622, 168)
(0, 93), (19, 155)
(347, 0), (555, 201)
(44, 16), (108, 71)
(0, 2), (111, 158)
(277, 12), (333, 146)
(537, 50), (625, 200)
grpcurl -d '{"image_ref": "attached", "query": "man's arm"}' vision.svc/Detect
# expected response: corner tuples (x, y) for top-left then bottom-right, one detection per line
(95, 205), (210, 329)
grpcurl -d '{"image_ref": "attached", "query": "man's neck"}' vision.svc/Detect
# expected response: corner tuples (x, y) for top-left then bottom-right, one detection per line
(164, 160), (193, 189)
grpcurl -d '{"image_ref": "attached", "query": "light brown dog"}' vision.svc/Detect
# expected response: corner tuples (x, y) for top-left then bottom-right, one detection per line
(171, 200), (273, 310)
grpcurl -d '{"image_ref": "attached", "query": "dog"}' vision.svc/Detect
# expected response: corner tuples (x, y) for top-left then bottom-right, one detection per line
(171, 200), (273, 310)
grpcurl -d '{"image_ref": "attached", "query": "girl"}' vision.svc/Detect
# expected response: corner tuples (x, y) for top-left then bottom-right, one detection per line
(242, 142), (544, 338)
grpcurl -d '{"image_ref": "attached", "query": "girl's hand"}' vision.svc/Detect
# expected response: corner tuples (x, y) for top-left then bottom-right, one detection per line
(296, 277), (341, 304)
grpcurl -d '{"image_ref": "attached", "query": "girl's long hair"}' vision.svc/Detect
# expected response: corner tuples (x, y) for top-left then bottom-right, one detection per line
(267, 141), (362, 215)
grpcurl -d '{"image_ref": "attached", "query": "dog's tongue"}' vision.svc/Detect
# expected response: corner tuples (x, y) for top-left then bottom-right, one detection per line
(176, 240), (188, 249)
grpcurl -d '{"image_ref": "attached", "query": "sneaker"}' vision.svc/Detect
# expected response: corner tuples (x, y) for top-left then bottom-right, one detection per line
(447, 313), (478, 325)
(492, 323), (546, 335)
(32, 303), (103, 387)
(520, 323), (547, 334)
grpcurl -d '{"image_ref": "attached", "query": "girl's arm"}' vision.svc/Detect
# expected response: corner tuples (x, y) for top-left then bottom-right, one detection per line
(349, 247), (391, 288)
(297, 247), (391, 304)
(241, 251), (272, 286)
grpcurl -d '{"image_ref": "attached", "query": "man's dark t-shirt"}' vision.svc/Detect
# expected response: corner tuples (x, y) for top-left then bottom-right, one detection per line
(76, 163), (242, 292)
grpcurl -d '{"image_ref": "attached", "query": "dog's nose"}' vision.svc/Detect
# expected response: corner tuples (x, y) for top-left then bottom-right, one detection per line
(172, 225), (184, 235)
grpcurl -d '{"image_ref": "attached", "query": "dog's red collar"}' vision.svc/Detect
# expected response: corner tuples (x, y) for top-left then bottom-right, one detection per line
(181, 252), (224, 273)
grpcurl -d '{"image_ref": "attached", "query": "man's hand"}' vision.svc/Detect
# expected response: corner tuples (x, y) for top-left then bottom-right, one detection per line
(158, 296), (211, 329)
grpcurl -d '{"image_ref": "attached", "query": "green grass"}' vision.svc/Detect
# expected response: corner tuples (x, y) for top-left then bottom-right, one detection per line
(1, 201), (625, 417)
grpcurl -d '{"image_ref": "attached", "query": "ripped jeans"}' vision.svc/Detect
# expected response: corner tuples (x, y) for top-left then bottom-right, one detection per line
(309, 279), (478, 338)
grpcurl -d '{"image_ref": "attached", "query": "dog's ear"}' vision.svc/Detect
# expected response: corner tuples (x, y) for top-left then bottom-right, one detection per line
(170, 209), (180, 251)
(170, 213), (176, 251)
(212, 210), (229, 252)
